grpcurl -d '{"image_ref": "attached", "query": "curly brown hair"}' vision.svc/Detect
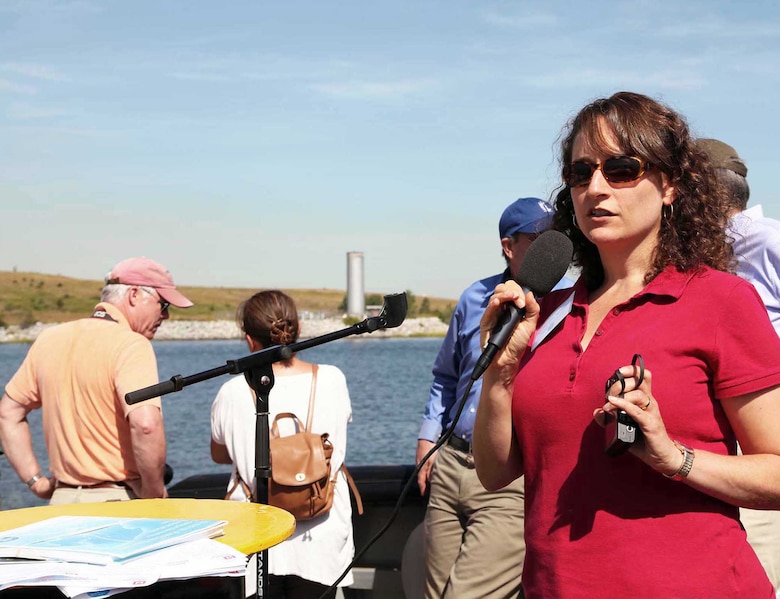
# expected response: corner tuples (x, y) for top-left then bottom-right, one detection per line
(551, 91), (734, 290)
(237, 290), (300, 355)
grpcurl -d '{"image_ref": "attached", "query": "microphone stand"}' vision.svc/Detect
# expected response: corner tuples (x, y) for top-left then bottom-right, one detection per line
(125, 292), (407, 599)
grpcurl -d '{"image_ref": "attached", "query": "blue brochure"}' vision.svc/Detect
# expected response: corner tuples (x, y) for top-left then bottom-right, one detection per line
(0, 516), (226, 565)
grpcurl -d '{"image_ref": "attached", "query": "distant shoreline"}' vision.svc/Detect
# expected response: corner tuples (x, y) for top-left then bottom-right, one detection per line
(0, 317), (449, 344)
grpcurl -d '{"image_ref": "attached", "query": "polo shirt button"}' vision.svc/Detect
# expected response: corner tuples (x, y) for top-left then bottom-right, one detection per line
(612, 308), (621, 316)
(595, 329), (603, 336)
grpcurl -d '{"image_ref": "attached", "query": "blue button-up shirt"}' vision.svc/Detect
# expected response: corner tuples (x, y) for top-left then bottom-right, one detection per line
(419, 269), (574, 444)
(418, 272), (505, 444)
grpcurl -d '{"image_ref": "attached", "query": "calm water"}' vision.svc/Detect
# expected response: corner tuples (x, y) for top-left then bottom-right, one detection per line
(0, 337), (441, 510)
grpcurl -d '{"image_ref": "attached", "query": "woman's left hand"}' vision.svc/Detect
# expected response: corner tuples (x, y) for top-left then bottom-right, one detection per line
(593, 364), (685, 476)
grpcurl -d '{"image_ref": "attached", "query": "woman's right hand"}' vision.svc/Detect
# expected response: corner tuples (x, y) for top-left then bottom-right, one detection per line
(479, 281), (541, 386)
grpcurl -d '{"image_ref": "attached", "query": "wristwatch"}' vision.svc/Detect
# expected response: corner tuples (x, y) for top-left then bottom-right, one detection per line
(26, 473), (43, 488)
(663, 441), (694, 481)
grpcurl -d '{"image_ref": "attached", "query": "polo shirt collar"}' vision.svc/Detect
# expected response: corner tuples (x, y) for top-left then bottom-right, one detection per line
(572, 265), (698, 308)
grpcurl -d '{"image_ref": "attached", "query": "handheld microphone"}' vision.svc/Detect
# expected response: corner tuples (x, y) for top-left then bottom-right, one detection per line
(471, 230), (573, 381)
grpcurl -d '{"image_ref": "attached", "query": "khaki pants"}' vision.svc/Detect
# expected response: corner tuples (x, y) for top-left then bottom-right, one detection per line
(424, 443), (525, 599)
(742, 507), (780, 592)
(737, 444), (780, 593)
(50, 484), (136, 505)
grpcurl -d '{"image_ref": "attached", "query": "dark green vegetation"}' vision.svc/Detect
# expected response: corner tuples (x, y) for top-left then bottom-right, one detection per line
(0, 271), (455, 327)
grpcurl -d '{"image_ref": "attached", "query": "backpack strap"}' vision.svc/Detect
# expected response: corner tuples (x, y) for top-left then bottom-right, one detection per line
(304, 364), (363, 515)
(270, 412), (307, 438)
(225, 471), (254, 502)
(304, 364), (318, 432)
(340, 464), (364, 515)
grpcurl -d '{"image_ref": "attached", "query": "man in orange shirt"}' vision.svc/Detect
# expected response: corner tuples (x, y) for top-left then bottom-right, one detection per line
(0, 257), (193, 504)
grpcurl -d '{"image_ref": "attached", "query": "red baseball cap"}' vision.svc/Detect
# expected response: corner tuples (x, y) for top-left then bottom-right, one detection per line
(106, 257), (194, 308)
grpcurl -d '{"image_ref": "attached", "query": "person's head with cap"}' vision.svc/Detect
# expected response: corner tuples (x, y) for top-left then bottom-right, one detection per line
(101, 257), (193, 339)
(694, 138), (750, 214)
(499, 197), (554, 276)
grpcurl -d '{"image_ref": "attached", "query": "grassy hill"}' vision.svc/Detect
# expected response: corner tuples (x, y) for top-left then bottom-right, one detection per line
(0, 271), (456, 327)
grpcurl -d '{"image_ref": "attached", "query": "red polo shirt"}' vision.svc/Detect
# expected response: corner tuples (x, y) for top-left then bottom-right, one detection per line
(514, 266), (780, 598)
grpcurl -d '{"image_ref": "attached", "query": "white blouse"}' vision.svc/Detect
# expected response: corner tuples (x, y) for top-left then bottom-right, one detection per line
(211, 365), (354, 588)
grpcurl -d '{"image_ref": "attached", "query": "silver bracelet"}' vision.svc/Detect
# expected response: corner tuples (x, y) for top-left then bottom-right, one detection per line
(663, 441), (694, 481)
(25, 473), (43, 488)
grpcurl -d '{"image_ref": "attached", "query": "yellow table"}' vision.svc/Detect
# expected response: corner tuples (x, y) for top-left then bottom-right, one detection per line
(0, 498), (296, 555)
(0, 499), (296, 598)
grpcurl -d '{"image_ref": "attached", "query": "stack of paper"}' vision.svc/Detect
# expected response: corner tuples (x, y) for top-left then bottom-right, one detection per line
(0, 516), (246, 598)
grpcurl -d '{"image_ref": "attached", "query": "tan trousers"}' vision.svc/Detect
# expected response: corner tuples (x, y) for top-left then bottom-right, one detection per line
(50, 484), (136, 505)
(736, 444), (780, 592)
(424, 443), (525, 599)
(742, 507), (780, 592)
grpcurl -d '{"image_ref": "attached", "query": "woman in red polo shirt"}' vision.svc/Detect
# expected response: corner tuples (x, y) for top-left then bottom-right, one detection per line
(474, 91), (780, 598)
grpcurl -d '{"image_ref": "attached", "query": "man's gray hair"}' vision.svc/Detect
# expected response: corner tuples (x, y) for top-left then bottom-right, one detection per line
(717, 167), (750, 213)
(100, 283), (157, 304)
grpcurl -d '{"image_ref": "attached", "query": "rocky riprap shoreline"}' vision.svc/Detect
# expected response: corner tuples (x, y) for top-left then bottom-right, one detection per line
(0, 317), (449, 343)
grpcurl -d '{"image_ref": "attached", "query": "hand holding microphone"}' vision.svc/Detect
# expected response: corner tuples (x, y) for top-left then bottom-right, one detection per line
(472, 230), (573, 381)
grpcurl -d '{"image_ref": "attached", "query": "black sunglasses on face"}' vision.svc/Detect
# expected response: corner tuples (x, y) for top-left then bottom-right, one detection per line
(564, 156), (652, 188)
(140, 287), (170, 312)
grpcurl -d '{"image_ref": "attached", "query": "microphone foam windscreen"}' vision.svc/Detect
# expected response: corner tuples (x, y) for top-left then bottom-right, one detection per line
(381, 293), (408, 328)
(515, 230), (574, 295)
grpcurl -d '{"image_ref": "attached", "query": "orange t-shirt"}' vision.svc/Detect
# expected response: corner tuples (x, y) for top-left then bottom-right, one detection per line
(5, 303), (162, 485)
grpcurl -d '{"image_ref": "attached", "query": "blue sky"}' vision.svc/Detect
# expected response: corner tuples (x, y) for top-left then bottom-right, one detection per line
(1, 1), (779, 300)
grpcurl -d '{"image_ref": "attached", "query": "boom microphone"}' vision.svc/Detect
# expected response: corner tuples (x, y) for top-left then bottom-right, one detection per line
(471, 230), (574, 381)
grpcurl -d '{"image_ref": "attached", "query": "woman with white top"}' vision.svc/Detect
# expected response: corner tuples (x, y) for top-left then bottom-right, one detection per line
(210, 289), (354, 598)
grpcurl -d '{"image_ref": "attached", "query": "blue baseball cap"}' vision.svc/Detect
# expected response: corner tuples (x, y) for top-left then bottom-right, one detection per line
(499, 197), (554, 239)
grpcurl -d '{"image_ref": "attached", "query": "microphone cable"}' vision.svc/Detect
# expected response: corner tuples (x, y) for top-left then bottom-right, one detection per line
(319, 231), (573, 597)
(317, 377), (476, 599)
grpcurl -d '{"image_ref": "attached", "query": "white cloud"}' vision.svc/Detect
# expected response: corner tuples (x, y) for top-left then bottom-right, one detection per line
(1, 62), (68, 82)
(0, 0), (103, 15)
(648, 70), (708, 91)
(658, 18), (780, 39)
(0, 78), (36, 94)
(163, 52), (360, 86)
(3, 123), (104, 138)
(311, 79), (433, 99)
(524, 67), (707, 92)
(7, 103), (69, 120)
(482, 11), (558, 28)
(169, 71), (231, 82)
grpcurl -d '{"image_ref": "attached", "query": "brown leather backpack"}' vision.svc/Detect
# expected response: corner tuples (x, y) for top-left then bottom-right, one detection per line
(268, 410), (335, 520)
(225, 364), (363, 521)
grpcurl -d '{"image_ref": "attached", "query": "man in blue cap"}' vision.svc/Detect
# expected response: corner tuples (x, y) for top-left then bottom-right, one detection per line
(414, 197), (572, 598)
